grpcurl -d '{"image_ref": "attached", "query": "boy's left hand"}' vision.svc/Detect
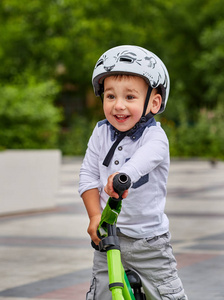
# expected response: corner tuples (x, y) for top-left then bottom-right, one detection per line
(104, 172), (129, 199)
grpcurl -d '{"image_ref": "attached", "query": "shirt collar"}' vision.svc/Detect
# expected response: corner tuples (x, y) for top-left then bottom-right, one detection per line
(109, 117), (156, 142)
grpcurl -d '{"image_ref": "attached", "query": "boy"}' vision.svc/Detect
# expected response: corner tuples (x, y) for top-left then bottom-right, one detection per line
(79, 45), (188, 299)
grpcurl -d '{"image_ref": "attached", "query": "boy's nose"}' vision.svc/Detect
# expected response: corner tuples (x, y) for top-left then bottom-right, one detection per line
(114, 98), (126, 110)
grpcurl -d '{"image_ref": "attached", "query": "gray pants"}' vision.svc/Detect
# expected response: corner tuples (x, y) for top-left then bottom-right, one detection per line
(86, 231), (188, 300)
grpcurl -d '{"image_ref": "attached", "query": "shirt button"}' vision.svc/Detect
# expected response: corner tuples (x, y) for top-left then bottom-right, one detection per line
(118, 146), (123, 151)
(114, 160), (119, 165)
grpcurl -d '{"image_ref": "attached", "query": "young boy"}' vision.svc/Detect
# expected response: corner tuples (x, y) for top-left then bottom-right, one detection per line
(79, 45), (188, 299)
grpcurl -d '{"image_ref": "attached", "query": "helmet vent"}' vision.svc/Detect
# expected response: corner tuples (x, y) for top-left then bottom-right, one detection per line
(96, 59), (103, 67)
(119, 56), (134, 63)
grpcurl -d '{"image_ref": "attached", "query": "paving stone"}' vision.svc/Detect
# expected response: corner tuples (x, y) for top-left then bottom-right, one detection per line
(0, 158), (224, 299)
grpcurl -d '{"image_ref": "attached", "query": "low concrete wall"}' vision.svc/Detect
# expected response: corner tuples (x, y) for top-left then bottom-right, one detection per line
(0, 150), (61, 215)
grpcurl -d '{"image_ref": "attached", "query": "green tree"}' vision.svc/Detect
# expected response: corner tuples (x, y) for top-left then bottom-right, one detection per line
(0, 0), (223, 157)
(0, 79), (61, 149)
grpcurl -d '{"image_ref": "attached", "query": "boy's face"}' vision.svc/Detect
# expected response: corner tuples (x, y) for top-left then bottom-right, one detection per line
(103, 75), (152, 132)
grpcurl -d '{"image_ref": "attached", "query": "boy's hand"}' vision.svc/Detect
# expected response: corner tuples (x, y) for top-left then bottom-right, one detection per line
(104, 172), (129, 199)
(87, 214), (101, 245)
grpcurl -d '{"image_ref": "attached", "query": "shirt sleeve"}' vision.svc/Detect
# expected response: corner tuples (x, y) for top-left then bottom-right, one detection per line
(78, 124), (101, 196)
(118, 125), (169, 184)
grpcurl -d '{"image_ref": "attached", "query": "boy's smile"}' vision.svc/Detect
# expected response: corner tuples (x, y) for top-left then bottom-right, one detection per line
(103, 75), (149, 132)
(114, 114), (130, 122)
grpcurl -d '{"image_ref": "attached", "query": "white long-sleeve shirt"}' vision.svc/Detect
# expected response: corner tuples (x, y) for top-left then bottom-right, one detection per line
(79, 118), (170, 238)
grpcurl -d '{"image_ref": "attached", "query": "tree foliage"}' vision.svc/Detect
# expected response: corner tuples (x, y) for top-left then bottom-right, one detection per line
(0, 0), (223, 157)
(0, 79), (61, 149)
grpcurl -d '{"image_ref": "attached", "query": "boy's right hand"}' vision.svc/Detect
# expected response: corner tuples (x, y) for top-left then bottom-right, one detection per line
(104, 172), (129, 199)
(87, 214), (101, 245)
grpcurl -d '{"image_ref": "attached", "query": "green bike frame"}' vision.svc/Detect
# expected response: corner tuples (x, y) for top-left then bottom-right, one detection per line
(107, 248), (135, 300)
(98, 197), (135, 300)
(92, 173), (145, 300)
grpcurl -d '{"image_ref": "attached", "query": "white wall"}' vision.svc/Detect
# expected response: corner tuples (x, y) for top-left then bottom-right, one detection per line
(0, 150), (61, 215)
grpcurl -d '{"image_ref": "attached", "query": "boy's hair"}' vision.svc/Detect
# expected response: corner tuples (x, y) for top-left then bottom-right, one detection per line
(92, 45), (170, 114)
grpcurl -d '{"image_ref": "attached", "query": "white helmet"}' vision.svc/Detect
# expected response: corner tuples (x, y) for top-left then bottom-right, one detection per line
(92, 45), (170, 113)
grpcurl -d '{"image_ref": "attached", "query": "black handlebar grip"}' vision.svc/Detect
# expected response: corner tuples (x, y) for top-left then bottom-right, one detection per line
(91, 240), (99, 251)
(113, 173), (131, 197)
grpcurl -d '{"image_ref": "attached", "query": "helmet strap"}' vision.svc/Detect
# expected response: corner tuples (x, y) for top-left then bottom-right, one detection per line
(140, 85), (153, 122)
(99, 84), (104, 102)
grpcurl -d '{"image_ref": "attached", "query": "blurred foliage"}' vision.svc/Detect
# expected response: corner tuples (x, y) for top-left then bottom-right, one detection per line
(0, 79), (62, 149)
(158, 102), (224, 160)
(0, 0), (223, 158)
(59, 115), (97, 155)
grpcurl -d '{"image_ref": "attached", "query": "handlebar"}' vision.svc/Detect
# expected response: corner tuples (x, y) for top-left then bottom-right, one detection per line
(112, 173), (131, 199)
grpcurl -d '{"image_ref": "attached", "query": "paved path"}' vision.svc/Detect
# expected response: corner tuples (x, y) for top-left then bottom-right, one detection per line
(0, 157), (224, 300)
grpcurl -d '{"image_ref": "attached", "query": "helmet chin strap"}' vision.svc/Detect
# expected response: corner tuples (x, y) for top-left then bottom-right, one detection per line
(103, 85), (153, 167)
(139, 85), (153, 123)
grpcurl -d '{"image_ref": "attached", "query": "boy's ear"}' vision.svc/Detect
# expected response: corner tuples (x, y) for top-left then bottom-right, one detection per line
(150, 94), (162, 114)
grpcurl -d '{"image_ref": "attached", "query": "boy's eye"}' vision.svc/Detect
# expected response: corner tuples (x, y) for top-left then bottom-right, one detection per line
(127, 95), (135, 100)
(107, 94), (115, 99)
